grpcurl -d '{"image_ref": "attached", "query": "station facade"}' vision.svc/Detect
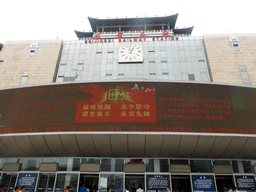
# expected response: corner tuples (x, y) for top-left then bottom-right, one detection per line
(1, 14), (256, 192)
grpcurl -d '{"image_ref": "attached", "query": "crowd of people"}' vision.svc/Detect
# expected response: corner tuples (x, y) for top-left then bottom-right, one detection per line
(0, 186), (25, 192)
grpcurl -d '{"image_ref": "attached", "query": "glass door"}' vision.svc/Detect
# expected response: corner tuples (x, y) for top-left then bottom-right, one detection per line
(37, 173), (55, 192)
(79, 174), (99, 192)
(1, 173), (18, 192)
(125, 174), (144, 192)
(171, 175), (191, 192)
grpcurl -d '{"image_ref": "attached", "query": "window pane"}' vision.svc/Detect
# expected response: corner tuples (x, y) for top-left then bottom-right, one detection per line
(55, 174), (78, 191)
(21, 158), (41, 171)
(190, 160), (212, 173)
(146, 159), (169, 172)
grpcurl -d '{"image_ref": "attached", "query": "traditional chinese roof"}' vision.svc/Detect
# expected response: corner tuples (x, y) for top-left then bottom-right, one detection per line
(75, 14), (194, 38)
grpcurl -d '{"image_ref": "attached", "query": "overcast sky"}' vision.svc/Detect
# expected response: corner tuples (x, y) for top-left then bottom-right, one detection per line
(1, 0), (256, 43)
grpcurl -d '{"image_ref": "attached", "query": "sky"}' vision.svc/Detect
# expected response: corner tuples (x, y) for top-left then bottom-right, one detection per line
(1, 0), (256, 44)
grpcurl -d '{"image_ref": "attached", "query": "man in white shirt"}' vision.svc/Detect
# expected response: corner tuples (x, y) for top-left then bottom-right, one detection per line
(136, 186), (144, 192)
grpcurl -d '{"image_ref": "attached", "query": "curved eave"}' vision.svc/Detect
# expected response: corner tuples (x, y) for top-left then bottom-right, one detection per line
(88, 14), (179, 32)
(75, 30), (93, 39)
(174, 26), (194, 35)
(1, 132), (256, 159)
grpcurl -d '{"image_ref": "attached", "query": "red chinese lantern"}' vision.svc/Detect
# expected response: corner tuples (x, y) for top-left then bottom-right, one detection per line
(152, 37), (155, 41)
(171, 37), (174, 40)
(85, 40), (87, 43)
(176, 37), (179, 40)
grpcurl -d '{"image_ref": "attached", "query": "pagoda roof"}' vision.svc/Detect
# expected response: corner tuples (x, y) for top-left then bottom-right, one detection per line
(88, 14), (179, 32)
(74, 14), (194, 38)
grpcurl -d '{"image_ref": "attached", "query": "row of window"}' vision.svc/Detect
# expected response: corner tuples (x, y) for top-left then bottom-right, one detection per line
(1, 158), (255, 174)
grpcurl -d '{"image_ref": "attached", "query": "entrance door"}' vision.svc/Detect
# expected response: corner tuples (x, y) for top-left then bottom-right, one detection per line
(215, 175), (234, 192)
(37, 173), (56, 192)
(0, 173), (18, 192)
(171, 175), (191, 192)
(79, 174), (99, 192)
(125, 174), (145, 192)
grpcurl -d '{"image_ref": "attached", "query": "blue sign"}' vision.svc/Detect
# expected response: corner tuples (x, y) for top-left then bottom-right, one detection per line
(17, 173), (38, 189)
(192, 175), (215, 192)
(146, 175), (170, 190)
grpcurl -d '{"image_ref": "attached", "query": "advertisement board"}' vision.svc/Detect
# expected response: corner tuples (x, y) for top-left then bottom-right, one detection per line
(1, 82), (256, 134)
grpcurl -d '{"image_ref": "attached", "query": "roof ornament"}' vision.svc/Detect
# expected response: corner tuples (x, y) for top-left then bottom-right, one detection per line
(162, 30), (170, 39)
(116, 32), (123, 41)
(93, 33), (100, 40)
(140, 32), (147, 40)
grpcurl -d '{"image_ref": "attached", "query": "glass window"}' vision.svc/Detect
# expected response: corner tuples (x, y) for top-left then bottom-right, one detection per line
(21, 158), (41, 171)
(213, 160), (231, 165)
(145, 159), (169, 172)
(55, 173), (78, 191)
(81, 158), (100, 164)
(101, 159), (124, 172)
(42, 158), (58, 163)
(0, 158), (6, 170)
(188, 74), (195, 81)
(190, 160), (212, 173)
(170, 159), (189, 165)
(58, 158), (80, 171)
(232, 160), (253, 173)
(6, 158), (21, 163)
(99, 174), (123, 192)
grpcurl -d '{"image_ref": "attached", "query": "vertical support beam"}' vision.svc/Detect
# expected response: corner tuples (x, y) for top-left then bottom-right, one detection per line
(119, 26), (121, 32)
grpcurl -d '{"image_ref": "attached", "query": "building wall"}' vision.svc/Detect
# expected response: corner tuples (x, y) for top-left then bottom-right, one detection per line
(56, 37), (210, 83)
(203, 34), (256, 86)
(0, 40), (63, 88)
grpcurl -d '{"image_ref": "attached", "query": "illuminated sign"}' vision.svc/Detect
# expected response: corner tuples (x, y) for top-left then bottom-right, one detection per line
(170, 164), (191, 173)
(0, 82), (256, 134)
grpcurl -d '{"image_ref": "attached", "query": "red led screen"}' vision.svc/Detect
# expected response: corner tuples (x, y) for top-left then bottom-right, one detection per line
(0, 81), (256, 134)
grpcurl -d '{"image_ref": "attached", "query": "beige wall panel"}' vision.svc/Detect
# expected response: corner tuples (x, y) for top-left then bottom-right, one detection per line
(0, 40), (62, 88)
(204, 35), (256, 86)
(39, 163), (58, 172)
(2, 163), (21, 172)
(80, 164), (100, 172)
(124, 164), (145, 173)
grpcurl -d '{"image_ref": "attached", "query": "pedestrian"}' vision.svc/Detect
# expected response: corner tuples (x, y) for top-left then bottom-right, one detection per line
(14, 186), (19, 192)
(80, 184), (87, 192)
(64, 186), (71, 192)
(107, 187), (111, 192)
(125, 188), (129, 192)
(19, 187), (25, 192)
(233, 187), (239, 192)
(0, 186), (4, 192)
(136, 186), (144, 192)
